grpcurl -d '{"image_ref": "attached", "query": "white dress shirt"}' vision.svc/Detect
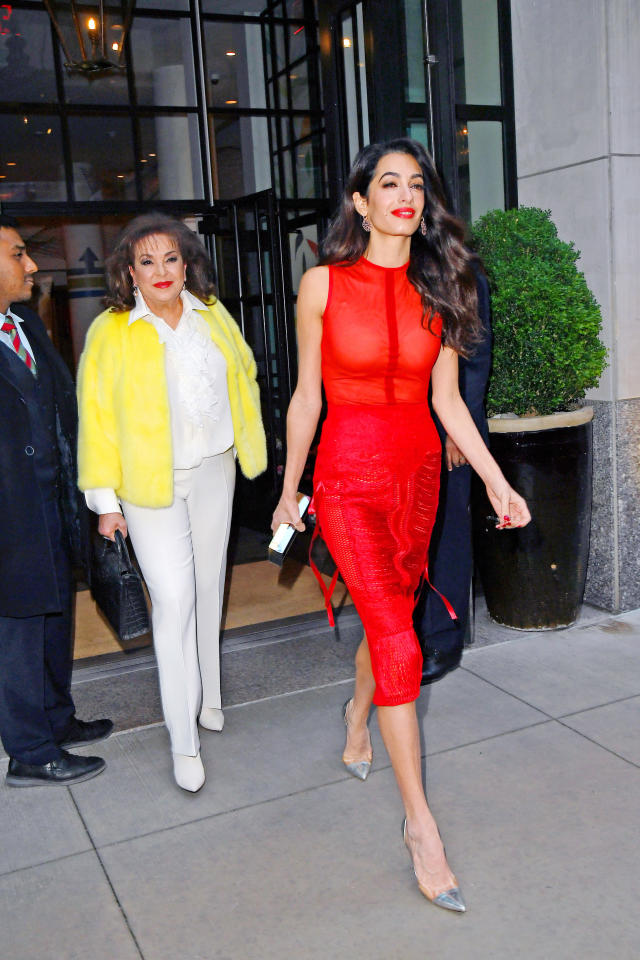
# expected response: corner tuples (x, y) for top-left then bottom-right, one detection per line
(85, 290), (234, 516)
(0, 308), (37, 366)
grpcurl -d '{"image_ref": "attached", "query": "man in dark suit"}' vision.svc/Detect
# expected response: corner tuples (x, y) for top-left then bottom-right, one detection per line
(0, 214), (112, 786)
(414, 271), (493, 682)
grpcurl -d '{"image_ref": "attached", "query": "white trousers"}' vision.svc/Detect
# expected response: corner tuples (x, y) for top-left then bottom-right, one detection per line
(122, 450), (235, 756)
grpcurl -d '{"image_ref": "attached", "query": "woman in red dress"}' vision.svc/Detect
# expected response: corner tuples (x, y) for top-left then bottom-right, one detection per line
(272, 139), (530, 912)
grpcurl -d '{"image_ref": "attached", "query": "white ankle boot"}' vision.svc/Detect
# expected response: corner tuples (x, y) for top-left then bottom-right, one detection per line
(172, 752), (205, 792)
(199, 707), (224, 731)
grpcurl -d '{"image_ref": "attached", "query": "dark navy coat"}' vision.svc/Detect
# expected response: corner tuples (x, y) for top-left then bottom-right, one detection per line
(0, 305), (87, 617)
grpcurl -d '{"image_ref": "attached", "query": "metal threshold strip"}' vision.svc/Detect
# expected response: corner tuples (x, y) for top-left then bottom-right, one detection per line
(71, 606), (361, 686)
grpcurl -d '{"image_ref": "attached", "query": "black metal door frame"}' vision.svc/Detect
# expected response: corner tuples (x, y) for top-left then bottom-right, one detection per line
(198, 189), (330, 527)
(318, 0), (517, 215)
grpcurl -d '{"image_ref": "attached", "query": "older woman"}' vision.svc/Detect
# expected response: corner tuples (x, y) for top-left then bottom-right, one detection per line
(78, 214), (266, 792)
(272, 139), (530, 910)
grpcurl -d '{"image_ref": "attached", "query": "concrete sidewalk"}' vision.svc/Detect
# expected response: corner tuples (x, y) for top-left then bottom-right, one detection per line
(1, 608), (639, 960)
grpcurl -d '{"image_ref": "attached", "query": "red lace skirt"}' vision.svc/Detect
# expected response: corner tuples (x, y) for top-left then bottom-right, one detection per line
(313, 402), (441, 706)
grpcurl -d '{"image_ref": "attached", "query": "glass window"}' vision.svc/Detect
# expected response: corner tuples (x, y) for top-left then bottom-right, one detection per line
(0, 115), (66, 201)
(407, 121), (430, 153)
(285, 0), (308, 19)
(280, 115), (291, 149)
(355, 2), (368, 145)
(403, 0), (426, 103)
(452, 0), (501, 105)
(293, 137), (321, 198)
(129, 17), (196, 107)
(273, 23), (286, 73)
(289, 60), (309, 110)
(138, 114), (204, 200)
(137, 0), (190, 9)
(456, 120), (504, 223)
(340, 4), (367, 163)
(204, 21), (266, 109)
(288, 19), (308, 63)
(341, 10), (359, 164)
(68, 115), (136, 201)
(202, 0), (260, 11)
(0, 8), (57, 103)
(212, 115), (271, 198)
(63, 71), (129, 107)
(292, 114), (313, 142)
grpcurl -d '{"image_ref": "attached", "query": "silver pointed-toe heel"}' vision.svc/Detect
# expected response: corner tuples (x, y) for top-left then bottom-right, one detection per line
(402, 818), (466, 913)
(342, 698), (372, 781)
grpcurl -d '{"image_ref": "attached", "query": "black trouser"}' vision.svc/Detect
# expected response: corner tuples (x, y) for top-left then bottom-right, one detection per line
(414, 462), (473, 651)
(0, 495), (75, 764)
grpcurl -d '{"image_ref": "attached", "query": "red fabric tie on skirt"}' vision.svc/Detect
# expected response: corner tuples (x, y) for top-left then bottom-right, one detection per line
(311, 402), (456, 707)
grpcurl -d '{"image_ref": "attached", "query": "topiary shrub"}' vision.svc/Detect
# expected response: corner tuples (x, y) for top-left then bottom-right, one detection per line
(470, 206), (607, 417)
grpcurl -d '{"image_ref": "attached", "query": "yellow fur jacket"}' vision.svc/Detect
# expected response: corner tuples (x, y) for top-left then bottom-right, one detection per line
(77, 298), (267, 507)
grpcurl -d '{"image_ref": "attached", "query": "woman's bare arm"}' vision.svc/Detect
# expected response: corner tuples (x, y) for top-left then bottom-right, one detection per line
(431, 346), (531, 528)
(271, 266), (328, 532)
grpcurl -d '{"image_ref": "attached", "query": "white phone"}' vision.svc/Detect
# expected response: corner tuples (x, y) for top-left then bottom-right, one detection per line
(268, 493), (311, 566)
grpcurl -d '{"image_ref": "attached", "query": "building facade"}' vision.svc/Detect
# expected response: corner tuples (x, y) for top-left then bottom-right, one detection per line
(1, 0), (636, 614)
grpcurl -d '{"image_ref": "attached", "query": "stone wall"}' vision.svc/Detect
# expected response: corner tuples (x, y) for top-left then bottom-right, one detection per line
(510, 0), (640, 611)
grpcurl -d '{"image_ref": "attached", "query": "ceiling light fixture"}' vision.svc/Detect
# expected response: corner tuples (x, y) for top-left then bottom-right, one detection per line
(42, 0), (135, 77)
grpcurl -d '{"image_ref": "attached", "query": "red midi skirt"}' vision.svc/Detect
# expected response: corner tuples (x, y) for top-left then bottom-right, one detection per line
(313, 401), (442, 706)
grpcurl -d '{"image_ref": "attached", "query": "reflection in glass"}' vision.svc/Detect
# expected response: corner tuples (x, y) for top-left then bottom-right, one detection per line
(204, 21), (266, 110)
(403, 0), (426, 103)
(288, 20), (308, 63)
(408, 122), (430, 154)
(293, 137), (321, 198)
(212, 115), (271, 198)
(68, 116), (136, 201)
(0, 116), (65, 202)
(129, 17), (196, 106)
(138, 115), (204, 200)
(138, 0), (189, 9)
(0, 8), (57, 103)
(452, 0), (501, 105)
(355, 3), (369, 146)
(289, 60), (309, 110)
(341, 10), (359, 163)
(456, 120), (504, 223)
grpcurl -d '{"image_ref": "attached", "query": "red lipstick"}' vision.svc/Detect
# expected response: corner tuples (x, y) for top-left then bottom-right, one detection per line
(153, 281), (173, 288)
(391, 208), (415, 218)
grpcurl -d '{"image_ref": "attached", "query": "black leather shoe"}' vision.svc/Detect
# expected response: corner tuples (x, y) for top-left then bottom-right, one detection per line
(58, 717), (114, 749)
(6, 750), (106, 787)
(421, 647), (463, 685)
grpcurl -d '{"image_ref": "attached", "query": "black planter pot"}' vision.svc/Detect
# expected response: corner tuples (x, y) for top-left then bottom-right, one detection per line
(472, 408), (594, 629)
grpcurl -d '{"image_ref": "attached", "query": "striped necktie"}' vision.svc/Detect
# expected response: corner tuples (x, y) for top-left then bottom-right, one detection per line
(1, 315), (37, 375)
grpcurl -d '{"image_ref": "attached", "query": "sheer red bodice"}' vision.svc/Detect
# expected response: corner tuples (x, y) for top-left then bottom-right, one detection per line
(321, 256), (442, 405)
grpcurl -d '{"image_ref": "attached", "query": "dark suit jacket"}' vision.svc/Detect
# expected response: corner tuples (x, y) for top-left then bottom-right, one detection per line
(0, 305), (88, 617)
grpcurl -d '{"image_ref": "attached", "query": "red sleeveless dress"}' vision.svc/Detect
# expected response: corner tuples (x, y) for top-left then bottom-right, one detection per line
(313, 257), (445, 706)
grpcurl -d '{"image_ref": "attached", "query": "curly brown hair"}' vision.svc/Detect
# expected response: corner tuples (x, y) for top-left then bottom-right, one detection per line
(104, 213), (217, 311)
(320, 138), (481, 356)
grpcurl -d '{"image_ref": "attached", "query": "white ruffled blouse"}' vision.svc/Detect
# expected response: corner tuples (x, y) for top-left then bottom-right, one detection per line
(85, 289), (234, 515)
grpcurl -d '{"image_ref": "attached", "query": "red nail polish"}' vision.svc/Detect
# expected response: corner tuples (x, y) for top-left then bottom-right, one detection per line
(503, 515), (510, 522)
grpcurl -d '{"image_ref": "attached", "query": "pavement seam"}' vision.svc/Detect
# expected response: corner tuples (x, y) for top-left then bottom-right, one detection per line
(556, 692), (640, 720)
(68, 789), (146, 960)
(0, 847), (94, 880)
(88, 718), (555, 856)
(460, 665), (640, 730)
(552, 717), (640, 770)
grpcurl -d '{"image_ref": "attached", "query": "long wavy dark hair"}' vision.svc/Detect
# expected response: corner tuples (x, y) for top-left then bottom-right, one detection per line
(320, 138), (481, 354)
(105, 213), (217, 311)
